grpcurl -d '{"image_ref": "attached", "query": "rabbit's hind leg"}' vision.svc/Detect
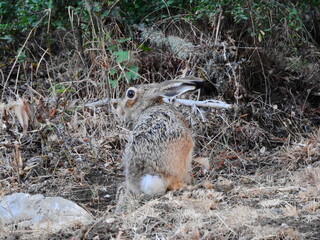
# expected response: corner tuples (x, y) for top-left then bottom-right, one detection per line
(163, 135), (194, 191)
(166, 177), (186, 191)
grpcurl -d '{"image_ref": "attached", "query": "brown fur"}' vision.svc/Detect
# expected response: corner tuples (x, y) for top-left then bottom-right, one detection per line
(125, 98), (138, 109)
(116, 78), (204, 195)
(164, 136), (194, 190)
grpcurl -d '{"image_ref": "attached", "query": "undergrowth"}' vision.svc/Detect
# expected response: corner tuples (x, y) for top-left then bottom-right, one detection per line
(0, 1), (319, 239)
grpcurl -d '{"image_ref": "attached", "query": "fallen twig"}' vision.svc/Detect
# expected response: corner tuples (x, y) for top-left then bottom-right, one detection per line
(162, 97), (233, 109)
(85, 97), (232, 109)
(84, 99), (119, 108)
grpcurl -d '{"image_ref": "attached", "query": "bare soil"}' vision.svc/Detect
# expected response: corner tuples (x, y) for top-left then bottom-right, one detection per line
(1, 103), (319, 239)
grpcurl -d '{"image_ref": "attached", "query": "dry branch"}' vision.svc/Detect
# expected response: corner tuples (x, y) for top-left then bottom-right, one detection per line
(84, 97), (232, 109)
(162, 97), (233, 109)
(84, 98), (119, 108)
(1, 99), (34, 134)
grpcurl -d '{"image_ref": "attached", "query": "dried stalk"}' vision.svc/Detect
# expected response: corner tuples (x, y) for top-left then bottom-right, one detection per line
(85, 98), (232, 109)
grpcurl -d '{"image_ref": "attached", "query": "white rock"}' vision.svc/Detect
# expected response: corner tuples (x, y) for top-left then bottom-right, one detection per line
(258, 199), (284, 208)
(105, 217), (116, 224)
(0, 193), (93, 233)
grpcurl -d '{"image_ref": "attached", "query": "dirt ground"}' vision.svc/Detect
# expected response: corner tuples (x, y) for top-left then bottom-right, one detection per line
(1, 98), (319, 239)
(0, 20), (320, 239)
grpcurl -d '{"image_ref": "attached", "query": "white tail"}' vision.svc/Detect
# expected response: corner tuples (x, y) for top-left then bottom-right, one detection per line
(140, 175), (167, 195)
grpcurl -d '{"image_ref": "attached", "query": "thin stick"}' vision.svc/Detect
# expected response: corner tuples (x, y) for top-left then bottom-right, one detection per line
(2, 11), (51, 99)
(162, 97), (233, 109)
(84, 98), (119, 107)
(85, 97), (232, 109)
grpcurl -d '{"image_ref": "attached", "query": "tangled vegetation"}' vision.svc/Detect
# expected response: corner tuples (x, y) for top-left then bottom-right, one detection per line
(0, 0), (319, 239)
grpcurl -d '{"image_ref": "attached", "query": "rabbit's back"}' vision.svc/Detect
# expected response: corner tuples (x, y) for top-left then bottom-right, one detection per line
(124, 105), (193, 195)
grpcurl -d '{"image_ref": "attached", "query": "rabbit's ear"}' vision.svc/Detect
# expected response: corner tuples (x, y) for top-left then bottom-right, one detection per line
(159, 77), (204, 97)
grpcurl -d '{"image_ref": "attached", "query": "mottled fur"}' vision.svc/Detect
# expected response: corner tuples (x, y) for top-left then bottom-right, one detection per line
(117, 78), (203, 195)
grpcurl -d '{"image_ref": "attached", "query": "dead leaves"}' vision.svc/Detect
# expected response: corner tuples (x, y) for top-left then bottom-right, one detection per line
(13, 142), (24, 178)
(193, 157), (210, 170)
(1, 99), (34, 134)
(12, 100), (34, 134)
(0, 98), (56, 135)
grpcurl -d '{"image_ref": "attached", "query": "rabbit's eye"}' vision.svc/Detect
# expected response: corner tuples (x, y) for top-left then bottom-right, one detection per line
(127, 89), (136, 99)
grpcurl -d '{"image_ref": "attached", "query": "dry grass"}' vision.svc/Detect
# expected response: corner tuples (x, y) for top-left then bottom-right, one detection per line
(1, 12), (319, 239)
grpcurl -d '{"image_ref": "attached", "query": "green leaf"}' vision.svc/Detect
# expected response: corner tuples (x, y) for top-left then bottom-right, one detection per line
(125, 65), (140, 82)
(291, 8), (298, 15)
(138, 44), (152, 51)
(109, 79), (118, 88)
(128, 65), (139, 74)
(113, 49), (129, 63)
(107, 45), (116, 51)
(258, 32), (263, 42)
(109, 69), (117, 76)
(0, 35), (14, 43)
(57, 88), (74, 93)
(100, 10), (108, 18)
(17, 49), (27, 62)
(55, 86), (66, 93)
(118, 37), (131, 43)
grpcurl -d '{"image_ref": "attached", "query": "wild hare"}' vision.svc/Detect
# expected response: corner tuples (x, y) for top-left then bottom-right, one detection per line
(116, 77), (204, 196)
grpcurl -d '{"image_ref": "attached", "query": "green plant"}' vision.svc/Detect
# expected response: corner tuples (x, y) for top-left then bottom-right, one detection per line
(107, 38), (140, 87)
(50, 84), (75, 96)
(117, 0), (319, 44)
(0, 0), (52, 38)
(0, 0), (83, 42)
(118, 0), (194, 24)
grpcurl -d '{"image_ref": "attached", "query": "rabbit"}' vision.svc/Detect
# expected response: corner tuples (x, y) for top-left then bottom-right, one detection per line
(116, 77), (204, 195)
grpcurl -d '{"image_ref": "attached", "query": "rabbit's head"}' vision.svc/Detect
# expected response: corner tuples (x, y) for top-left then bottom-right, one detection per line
(116, 77), (204, 125)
